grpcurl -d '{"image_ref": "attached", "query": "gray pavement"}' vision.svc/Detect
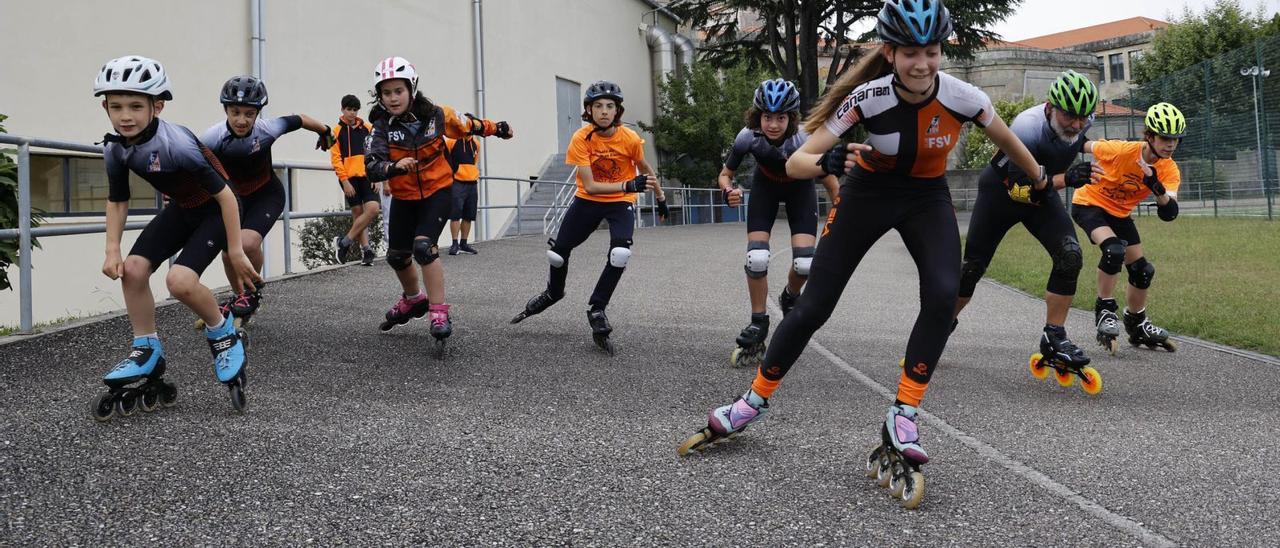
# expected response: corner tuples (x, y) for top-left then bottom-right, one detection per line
(1, 222), (1276, 546)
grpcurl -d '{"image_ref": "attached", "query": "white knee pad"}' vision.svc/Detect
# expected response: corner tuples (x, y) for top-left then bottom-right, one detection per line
(745, 249), (771, 278)
(609, 247), (632, 268)
(792, 256), (812, 276)
(546, 250), (565, 268)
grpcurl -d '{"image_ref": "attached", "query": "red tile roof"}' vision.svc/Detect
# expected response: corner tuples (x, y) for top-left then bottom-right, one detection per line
(1014, 17), (1169, 50)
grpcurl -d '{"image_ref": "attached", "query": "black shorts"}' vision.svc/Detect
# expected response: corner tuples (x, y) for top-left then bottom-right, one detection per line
(129, 201), (229, 274)
(388, 191), (452, 251)
(746, 179), (818, 235)
(344, 176), (379, 208)
(450, 181), (478, 221)
(1071, 204), (1141, 245)
(240, 177), (286, 237)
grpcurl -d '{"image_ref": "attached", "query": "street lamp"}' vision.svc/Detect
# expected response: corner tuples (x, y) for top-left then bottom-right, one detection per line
(1241, 65), (1273, 219)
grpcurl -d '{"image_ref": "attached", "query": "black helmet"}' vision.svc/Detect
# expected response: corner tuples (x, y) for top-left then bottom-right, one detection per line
(584, 81), (623, 106)
(875, 0), (954, 47)
(220, 75), (268, 108)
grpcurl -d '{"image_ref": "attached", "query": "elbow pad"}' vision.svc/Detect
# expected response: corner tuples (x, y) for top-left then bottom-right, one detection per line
(1157, 199), (1178, 222)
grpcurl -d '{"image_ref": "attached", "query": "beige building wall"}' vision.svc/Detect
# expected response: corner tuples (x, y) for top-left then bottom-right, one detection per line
(0, 0), (679, 329)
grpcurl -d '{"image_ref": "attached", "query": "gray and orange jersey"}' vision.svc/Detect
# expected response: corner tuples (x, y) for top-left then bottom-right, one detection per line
(826, 71), (994, 180)
(989, 102), (1092, 181)
(200, 115), (302, 196)
(105, 118), (230, 209)
(724, 127), (810, 183)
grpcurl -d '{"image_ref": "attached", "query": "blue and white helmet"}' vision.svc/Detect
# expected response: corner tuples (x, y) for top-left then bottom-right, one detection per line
(753, 79), (800, 113)
(875, 0), (954, 47)
(94, 55), (172, 100)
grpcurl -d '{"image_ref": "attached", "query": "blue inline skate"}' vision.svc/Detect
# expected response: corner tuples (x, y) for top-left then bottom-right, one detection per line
(90, 335), (178, 421)
(206, 314), (249, 412)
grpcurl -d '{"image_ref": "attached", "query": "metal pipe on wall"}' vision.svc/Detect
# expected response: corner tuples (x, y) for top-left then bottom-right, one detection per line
(473, 0), (490, 240)
(250, 0), (271, 275)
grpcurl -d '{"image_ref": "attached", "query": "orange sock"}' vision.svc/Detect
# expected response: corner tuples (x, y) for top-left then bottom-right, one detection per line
(896, 371), (928, 407)
(751, 370), (781, 399)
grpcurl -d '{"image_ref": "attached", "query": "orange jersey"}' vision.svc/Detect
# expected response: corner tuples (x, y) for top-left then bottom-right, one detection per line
(1072, 140), (1181, 217)
(565, 125), (645, 203)
(826, 71), (995, 179)
(445, 135), (481, 182)
(329, 117), (372, 181)
(365, 104), (500, 200)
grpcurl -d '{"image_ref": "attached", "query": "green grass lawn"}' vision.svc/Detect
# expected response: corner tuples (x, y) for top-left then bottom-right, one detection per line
(978, 215), (1280, 357)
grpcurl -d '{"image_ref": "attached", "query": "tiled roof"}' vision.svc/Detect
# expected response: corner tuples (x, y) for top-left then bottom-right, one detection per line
(1015, 17), (1169, 50)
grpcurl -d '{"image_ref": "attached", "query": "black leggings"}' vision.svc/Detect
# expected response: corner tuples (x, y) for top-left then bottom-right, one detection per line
(129, 201), (228, 275)
(761, 173), (960, 388)
(960, 173), (1082, 298)
(746, 179), (818, 235)
(388, 191), (452, 251)
(547, 197), (635, 310)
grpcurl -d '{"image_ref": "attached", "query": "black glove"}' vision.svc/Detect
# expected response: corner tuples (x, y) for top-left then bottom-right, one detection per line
(495, 121), (513, 139)
(1157, 198), (1178, 221)
(622, 175), (649, 193)
(463, 112), (482, 134)
(315, 126), (336, 150)
(656, 199), (669, 220)
(1142, 172), (1167, 197)
(818, 143), (851, 177)
(1063, 161), (1094, 189)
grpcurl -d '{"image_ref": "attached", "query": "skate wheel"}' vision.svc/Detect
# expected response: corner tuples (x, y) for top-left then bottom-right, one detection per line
(1164, 340), (1178, 352)
(1107, 338), (1118, 356)
(677, 429), (711, 456)
(160, 383), (178, 407)
(898, 357), (905, 369)
(1028, 353), (1050, 380)
(232, 316), (245, 328)
(89, 393), (115, 422)
(865, 447), (884, 479)
(237, 329), (249, 350)
(889, 461), (907, 498)
(193, 318), (206, 330)
(228, 383), (246, 413)
(1054, 367), (1074, 387)
(900, 471), (926, 510)
(1079, 366), (1102, 395)
(876, 456), (893, 488)
(729, 347), (742, 367)
(139, 390), (159, 413)
(115, 392), (139, 417)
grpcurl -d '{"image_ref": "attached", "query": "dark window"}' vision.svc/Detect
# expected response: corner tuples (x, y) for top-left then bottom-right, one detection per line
(28, 153), (160, 216)
(1098, 57), (1107, 83)
(1109, 53), (1125, 82)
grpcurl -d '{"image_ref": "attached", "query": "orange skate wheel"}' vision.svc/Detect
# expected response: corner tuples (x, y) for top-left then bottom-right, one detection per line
(1029, 353), (1050, 380)
(1079, 367), (1103, 395)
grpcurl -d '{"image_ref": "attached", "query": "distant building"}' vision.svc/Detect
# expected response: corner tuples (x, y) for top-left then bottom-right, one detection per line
(1011, 16), (1170, 98)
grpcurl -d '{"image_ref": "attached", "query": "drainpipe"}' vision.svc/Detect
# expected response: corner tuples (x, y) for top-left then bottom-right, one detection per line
(641, 23), (676, 85)
(250, 0), (271, 276)
(473, 0), (490, 240)
(671, 32), (694, 75)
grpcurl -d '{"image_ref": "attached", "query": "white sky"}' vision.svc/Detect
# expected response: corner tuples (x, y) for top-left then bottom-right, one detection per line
(992, 0), (1280, 42)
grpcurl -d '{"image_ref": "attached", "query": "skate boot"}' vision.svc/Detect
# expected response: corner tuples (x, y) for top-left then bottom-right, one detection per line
(1094, 298), (1120, 355)
(227, 281), (265, 328)
(730, 312), (769, 368)
(866, 403), (928, 509)
(193, 294), (235, 330)
(89, 335), (178, 421)
(379, 292), (429, 332)
(360, 247), (375, 266)
(587, 308), (615, 356)
(677, 389), (770, 456)
(1124, 309), (1177, 352)
(1029, 325), (1102, 395)
(429, 303), (453, 358)
(778, 287), (798, 316)
(334, 235), (355, 263)
(509, 289), (562, 324)
(458, 242), (478, 255)
(206, 315), (249, 413)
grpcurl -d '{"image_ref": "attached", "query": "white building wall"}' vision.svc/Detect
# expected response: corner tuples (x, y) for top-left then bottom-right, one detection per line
(0, 0), (679, 329)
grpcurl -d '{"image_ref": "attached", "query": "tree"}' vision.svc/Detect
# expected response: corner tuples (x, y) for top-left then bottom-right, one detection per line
(639, 63), (764, 188)
(671, 0), (1023, 110)
(0, 113), (44, 292)
(956, 97), (1037, 169)
(1132, 0), (1280, 85)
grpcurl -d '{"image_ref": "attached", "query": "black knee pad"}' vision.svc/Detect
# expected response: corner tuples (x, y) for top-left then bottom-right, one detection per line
(958, 259), (987, 298)
(1048, 236), (1083, 295)
(1097, 236), (1126, 275)
(1126, 257), (1155, 289)
(386, 249), (413, 271)
(412, 238), (439, 265)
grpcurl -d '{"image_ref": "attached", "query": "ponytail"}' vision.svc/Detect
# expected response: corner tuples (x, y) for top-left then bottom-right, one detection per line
(803, 48), (892, 135)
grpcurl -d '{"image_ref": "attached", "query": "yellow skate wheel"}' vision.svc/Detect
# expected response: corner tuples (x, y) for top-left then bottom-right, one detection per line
(1164, 340), (1178, 352)
(1054, 367), (1074, 387)
(1106, 338), (1118, 356)
(193, 318), (206, 330)
(900, 471), (925, 509)
(1079, 367), (1103, 395)
(729, 348), (742, 368)
(898, 358), (905, 369)
(1029, 353), (1050, 380)
(677, 430), (709, 456)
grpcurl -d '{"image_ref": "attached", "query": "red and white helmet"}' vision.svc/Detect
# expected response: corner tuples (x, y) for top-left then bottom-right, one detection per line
(94, 55), (172, 100)
(373, 56), (418, 97)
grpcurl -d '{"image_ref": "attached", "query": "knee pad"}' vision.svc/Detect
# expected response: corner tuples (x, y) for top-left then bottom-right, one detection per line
(1097, 237), (1126, 275)
(1126, 257), (1155, 289)
(545, 238), (568, 268)
(1051, 236), (1083, 276)
(412, 238), (439, 265)
(745, 241), (770, 279)
(958, 259), (987, 298)
(386, 249), (413, 271)
(791, 246), (815, 277)
(608, 238), (633, 268)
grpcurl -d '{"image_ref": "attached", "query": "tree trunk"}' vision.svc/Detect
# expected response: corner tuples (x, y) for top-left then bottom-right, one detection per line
(798, 0), (821, 111)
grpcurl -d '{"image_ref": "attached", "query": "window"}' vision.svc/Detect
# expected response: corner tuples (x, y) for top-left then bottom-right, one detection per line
(1109, 53), (1125, 82)
(1129, 50), (1144, 75)
(1098, 56), (1107, 83)
(28, 153), (160, 215)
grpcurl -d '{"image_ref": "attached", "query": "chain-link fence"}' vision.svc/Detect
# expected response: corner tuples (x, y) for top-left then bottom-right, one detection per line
(1091, 34), (1280, 219)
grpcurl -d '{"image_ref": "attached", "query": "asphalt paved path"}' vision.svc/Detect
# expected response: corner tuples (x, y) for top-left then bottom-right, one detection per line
(1, 223), (1274, 545)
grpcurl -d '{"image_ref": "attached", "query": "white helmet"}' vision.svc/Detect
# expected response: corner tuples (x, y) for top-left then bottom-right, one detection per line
(94, 55), (172, 100)
(373, 56), (418, 97)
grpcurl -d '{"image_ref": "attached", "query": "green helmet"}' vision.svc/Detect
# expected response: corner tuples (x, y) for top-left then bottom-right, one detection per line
(1145, 102), (1186, 138)
(1047, 70), (1098, 118)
